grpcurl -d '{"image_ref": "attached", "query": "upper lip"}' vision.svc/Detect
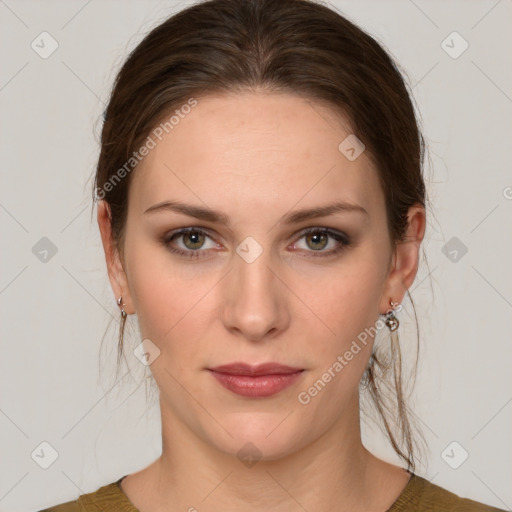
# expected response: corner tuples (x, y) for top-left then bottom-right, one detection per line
(209, 362), (304, 376)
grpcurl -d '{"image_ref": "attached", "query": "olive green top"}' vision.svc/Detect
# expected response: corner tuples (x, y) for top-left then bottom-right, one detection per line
(38, 473), (506, 511)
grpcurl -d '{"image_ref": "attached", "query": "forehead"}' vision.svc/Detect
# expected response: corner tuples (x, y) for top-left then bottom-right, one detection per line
(129, 92), (383, 220)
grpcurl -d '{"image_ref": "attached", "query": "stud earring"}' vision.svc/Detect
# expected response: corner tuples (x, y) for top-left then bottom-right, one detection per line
(117, 296), (127, 319)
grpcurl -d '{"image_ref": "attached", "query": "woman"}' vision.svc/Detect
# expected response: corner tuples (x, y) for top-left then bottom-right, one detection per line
(39, 0), (506, 510)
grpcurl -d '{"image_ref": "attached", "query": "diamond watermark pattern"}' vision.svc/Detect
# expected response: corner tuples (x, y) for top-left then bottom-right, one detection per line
(31, 441), (59, 469)
(236, 442), (262, 468)
(32, 237), (58, 263)
(31, 31), (59, 59)
(441, 31), (469, 59)
(134, 338), (161, 366)
(442, 236), (468, 263)
(441, 441), (469, 469)
(338, 134), (365, 161)
(236, 236), (263, 263)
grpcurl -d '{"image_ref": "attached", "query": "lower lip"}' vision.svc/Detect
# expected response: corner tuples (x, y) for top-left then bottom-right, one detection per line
(209, 370), (304, 397)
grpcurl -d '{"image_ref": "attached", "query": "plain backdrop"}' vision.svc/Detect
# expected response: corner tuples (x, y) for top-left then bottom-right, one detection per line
(0, 1), (511, 511)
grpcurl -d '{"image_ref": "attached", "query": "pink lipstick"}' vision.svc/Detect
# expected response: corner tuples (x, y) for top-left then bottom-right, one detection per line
(208, 362), (305, 398)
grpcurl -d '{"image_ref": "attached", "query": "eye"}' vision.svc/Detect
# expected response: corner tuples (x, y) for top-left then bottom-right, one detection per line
(162, 226), (351, 260)
(291, 227), (351, 258)
(163, 227), (218, 259)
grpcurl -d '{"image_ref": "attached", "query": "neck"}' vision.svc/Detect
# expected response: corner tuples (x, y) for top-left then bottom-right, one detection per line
(128, 394), (405, 512)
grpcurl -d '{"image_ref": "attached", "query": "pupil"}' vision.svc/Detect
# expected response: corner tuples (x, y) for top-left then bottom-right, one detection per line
(309, 233), (327, 250)
(186, 231), (203, 248)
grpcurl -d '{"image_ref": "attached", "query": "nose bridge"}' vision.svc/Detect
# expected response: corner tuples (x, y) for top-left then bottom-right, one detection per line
(235, 242), (275, 296)
(223, 237), (289, 340)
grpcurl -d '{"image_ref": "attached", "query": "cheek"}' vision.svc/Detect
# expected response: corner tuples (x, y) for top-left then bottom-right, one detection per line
(293, 249), (388, 388)
(124, 236), (183, 340)
(294, 268), (385, 409)
(124, 222), (389, 370)
(297, 255), (386, 337)
(124, 236), (219, 365)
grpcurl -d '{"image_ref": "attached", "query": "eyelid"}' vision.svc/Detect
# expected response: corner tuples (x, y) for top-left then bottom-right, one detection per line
(162, 225), (351, 259)
(163, 226), (221, 248)
(163, 225), (348, 245)
(289, 226), (351, 254)
(293, 225), (349, 241)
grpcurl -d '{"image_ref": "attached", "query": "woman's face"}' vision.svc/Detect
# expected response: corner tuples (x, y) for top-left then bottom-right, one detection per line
(100, 91), (422, 460)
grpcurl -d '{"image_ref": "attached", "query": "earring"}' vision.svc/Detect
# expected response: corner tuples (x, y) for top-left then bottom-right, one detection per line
(117, 296), (127, 319)
(384, 299), (400, 331)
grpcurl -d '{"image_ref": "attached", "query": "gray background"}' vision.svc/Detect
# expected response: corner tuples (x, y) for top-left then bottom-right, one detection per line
(0, 0), (511, 510)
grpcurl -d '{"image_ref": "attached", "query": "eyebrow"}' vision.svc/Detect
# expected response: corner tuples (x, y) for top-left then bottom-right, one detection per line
(143, 199), (368, 224)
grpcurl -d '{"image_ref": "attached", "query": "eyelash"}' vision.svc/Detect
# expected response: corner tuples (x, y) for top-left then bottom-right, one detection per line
(162, 227), (351, 260)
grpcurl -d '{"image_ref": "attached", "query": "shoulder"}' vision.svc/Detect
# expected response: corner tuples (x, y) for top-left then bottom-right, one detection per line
(37, 477), (137, 512)
(38, 500), (81, 512)
(389, 473), (507, 512)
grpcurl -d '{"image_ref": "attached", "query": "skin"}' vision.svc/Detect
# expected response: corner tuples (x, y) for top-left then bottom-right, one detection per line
(98, 91), (426, 512)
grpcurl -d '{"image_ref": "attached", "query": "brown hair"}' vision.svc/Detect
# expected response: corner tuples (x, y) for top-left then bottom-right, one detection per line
(94, 0), (427, 471)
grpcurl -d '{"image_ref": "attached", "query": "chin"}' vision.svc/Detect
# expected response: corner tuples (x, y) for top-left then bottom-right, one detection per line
(203, 413), (309, 463)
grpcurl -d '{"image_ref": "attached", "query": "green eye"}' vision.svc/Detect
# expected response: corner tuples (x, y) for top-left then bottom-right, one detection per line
(163, 227), (217, 259)
(292, 228), (351, 258)
(163, 226), (351, 260)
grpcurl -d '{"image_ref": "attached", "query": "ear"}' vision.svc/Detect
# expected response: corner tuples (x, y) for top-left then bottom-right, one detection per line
(379, 204), (426, 314)
(97, 200), (134, 315)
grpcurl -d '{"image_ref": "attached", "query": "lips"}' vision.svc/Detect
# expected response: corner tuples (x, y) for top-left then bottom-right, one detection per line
(209, 362), (303, 376)
(207, 362), (305, 398)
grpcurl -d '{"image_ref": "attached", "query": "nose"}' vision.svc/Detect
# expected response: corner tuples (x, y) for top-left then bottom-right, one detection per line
(222, 246), (290, 342)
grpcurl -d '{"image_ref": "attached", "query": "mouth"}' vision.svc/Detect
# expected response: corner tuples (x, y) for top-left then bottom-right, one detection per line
(207, 362), (305, 398)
